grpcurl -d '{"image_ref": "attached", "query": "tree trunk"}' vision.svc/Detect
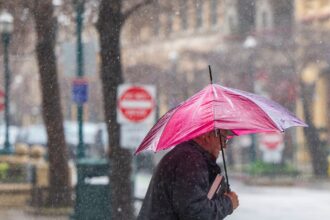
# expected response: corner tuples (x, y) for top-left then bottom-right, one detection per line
(300, 81), (328, 177)
(32, 0), (71, 207)
(97, 1), (134, 219)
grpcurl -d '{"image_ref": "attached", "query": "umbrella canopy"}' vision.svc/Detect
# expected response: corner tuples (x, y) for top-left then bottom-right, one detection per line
(135, 83), (307, 154)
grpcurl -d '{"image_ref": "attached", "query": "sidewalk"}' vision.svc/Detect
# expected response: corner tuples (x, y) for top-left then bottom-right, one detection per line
(0, 208), (68, 220)
(230, 171), (330, 190)
(0, 183), (72, 219)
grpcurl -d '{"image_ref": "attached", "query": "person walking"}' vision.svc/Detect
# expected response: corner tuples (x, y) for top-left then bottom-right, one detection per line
(137, 129), (239, 220)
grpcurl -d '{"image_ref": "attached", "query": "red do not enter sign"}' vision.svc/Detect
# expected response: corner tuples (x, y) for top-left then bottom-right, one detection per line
(118, 86), (155, 123)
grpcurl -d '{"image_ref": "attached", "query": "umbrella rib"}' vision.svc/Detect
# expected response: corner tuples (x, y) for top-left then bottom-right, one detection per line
(222, 86), (282, 131)
(155, 102), (187, 150)
(136, 105), (182, 153)
(136, 83), (306, 155)
(211, 85), (217, 131)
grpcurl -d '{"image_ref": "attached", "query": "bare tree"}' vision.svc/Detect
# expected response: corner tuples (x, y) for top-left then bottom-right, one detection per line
(294, 26), (329, 177)
(258, 33), (329, 177)
(30, 0), (70, 206)
(96, 0), (152, 219)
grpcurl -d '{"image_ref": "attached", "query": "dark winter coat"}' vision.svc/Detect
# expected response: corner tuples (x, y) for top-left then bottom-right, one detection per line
(137, 140), (233, 220)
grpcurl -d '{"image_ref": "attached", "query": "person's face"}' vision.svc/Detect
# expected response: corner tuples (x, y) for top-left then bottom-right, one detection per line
(204, 130), (229, 158)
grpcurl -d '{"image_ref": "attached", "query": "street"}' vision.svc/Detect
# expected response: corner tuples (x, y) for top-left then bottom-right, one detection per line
(0, 208), (67, 220)
(135, 172), (330, 220)
(0, 173), (329, 219)
(226, 179), (330, 220)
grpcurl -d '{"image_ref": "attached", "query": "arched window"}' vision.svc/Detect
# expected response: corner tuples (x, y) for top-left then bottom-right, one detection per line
(225, 9), (238, 35)
(210, 0), (218, 26)
(195, 0), (204, 29)
(261, 11), (268, 29)
(256, 0), (273, 31)
(180, 0), (188, 30)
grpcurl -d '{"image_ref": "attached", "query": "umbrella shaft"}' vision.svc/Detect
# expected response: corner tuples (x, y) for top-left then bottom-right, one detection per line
(219, 131), (230, 192)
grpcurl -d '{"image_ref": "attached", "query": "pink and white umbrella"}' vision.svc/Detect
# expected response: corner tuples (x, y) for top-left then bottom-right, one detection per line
(135, 83), (307, 155)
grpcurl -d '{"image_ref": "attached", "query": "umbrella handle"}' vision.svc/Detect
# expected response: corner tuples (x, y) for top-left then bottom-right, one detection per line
(218, 130), (230, 192)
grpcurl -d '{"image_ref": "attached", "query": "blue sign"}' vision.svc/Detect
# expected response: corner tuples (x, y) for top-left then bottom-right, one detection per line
(72, 79), (88, 104)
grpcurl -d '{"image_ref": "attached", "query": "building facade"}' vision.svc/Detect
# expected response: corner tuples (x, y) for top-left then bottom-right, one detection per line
(121, 0), (304, 167)
(295, 0), (330, 170)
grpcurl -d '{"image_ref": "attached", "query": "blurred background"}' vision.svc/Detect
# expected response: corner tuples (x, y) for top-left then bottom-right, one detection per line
(0, 0), (329, 219)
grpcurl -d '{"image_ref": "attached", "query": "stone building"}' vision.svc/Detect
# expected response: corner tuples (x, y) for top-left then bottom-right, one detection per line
(122, 0), (227, 113)
(4, 1), (328, 171)
(122, 0), (300, 166)
(122, 0), (296, 114)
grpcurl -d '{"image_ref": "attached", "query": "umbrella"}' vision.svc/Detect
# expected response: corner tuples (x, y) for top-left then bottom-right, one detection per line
(135, 67), (307, 190)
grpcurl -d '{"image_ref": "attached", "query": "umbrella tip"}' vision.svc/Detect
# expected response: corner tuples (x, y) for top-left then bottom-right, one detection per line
(208, 65), (213, 84)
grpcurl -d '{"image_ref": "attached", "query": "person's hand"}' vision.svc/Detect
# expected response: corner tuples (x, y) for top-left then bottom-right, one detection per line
(224, 191), (239, 210)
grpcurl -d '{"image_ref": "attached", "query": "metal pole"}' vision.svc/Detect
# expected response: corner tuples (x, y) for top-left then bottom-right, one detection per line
(218, 130), (230, 192)
(2, 32), (11, 154)
(208, 65), (213, 84)
(76, 0), (85, 159)
(250, 133), (257, 162)
(248, 53), (257, 163)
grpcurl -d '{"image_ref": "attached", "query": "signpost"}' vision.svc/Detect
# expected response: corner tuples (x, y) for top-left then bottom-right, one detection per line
(120, 124), (151, 149)
(259, 132), (284, 163)
(117, 84), (156, 214)
(117, 84), (156, 124)
(117, 84), (156, 149)
(72, 78), (88, 105)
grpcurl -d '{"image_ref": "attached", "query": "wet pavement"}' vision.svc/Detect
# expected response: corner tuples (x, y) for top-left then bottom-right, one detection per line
(135, 172), (330, 220)
(227, 179), (330, 220)
(0, 208), (68, 220)
(1, 173), (330, 219)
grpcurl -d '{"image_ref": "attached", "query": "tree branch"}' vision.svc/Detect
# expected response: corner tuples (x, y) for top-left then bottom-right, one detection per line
(122, 0), (152, 23)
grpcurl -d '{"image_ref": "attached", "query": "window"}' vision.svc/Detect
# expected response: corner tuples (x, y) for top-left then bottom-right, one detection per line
(210, 0), (218, 26)
(223, 1), (239, 35)
(261, 11), (268, 29)
(228, 15), (236, 33)
(153, 1), (160, 35)
(153, 15), (160, 35)
(180, 0), (188, 30)
(237, 0), (255, 34)
(305, 0), (316, 10)
(166, 13), (174, 35)
(195, 0), (204, 29)
(320, 0), (328, 7)
(256, 0), (273, 31)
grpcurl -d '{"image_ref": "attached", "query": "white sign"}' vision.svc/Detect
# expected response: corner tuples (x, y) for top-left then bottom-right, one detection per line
(117, 84), (156, 124)
(120, 124), (151, 149)
(259, 132), (285, 163)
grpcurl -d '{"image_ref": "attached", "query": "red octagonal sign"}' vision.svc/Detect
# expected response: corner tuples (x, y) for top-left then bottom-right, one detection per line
(118, 86), (155, 123)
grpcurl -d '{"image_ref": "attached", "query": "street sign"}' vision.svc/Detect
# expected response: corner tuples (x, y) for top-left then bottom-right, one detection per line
(259, 132), (284, 151)
(117, 84), (156, 124)
(72, 78), (88, 104)
(0, 90), (4, 112)
(120, 123), (151, 149)
(259, 132), (285, 163)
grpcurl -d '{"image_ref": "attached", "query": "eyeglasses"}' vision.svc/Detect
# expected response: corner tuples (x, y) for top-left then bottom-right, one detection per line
(220, 134), (229, 144)
(214, 130), (229, 144)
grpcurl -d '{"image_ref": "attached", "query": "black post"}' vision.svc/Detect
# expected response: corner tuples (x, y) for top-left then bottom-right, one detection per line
(247, 53), (257, 163)
(2, 32), (11, 154)
(218, 130), (230, 192)
(208, 65), (213, 84)
(75, 0), (85, 159)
